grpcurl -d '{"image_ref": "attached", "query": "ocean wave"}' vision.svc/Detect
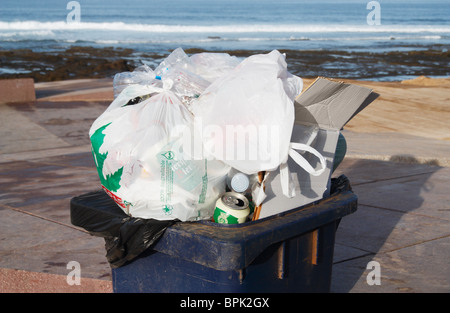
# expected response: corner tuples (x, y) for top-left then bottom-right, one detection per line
(0, 30), (55, 37)
(0, 35), (445, 46)
(87, 36), (444, 45)
(1, 20), (450, 34)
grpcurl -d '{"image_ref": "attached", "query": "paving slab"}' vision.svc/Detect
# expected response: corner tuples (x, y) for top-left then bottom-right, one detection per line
(0, 103), (70, 154)
(331, 156), (450, 293)
(0, 145), (92, 163)
(0, 156), (100, 216)
(335, 204), (450, 255)
(334, 159), (450, 220)
(3, 100), (109, 148)
(34, 78), (113, 101)
(0, 207), (111, 280)
(342, 130), (450, 167)
(332, 235), (450, 293)
(333, 157), (441, 185)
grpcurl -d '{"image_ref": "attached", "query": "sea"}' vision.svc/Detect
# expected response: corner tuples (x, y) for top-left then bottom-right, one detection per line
(1, 0), (449, 80)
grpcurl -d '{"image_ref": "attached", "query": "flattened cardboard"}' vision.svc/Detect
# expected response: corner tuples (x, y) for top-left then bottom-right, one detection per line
(293, 77), (375, 130)
(257, 78), (379, 219)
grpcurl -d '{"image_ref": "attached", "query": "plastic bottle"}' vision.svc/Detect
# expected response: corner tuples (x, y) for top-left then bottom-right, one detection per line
(228, 172), (250, 193)
(226, 168), (257, 214)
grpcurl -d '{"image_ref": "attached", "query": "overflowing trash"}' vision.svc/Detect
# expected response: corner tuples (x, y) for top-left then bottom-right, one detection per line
(71, 48), (378, 268)
(88, 47), (377, 225)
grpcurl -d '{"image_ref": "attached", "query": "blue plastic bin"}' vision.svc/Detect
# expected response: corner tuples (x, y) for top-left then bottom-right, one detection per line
(109, 187), (357, 293)
(71, 176), (357, 293)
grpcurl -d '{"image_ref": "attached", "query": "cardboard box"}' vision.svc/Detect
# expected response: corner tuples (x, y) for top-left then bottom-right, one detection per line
(255, 77), (379, 219)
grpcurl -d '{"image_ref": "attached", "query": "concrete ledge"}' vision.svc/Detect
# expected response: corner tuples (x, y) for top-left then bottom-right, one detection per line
(0, 78), (36, 104)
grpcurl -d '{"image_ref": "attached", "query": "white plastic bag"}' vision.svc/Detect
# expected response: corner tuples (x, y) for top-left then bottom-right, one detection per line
(191, 50), (326, 201)
(93, 48), (242, 221)
(154, 47), (192, 77)
(113, 48), (234, 112)
(90, 83), (227, 221)
(192, 50), (302, 173)
(93, 48), (325, 221)
(189, 52), (241, 83)
(162, 66), (211, 112)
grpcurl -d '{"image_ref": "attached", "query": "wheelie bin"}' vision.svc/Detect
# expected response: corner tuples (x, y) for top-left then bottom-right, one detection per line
(70, 175), (357, 293)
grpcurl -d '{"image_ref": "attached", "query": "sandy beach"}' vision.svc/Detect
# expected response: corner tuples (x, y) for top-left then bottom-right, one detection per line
(337, 76), (450, 141)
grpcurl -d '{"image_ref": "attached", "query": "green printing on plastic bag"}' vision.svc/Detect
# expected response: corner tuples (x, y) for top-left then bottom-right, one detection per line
(90, 127), (210, 217)
(158, 150), (209, 215)
(90, 123), (124, 193)
(159, 152), (174, 211)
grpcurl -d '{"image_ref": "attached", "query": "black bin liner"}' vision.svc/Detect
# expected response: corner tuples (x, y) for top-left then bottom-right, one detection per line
(70, 192), (175, 268)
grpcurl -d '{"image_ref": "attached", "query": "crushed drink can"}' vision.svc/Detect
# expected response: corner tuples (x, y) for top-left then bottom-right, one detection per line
(213, 192), (250, 224)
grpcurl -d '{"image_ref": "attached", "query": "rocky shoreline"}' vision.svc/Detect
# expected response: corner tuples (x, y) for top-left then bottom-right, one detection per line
(1, 45), (449, 82)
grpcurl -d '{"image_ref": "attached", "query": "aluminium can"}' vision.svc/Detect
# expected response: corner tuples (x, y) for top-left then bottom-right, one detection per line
(213, 192), (250, 224)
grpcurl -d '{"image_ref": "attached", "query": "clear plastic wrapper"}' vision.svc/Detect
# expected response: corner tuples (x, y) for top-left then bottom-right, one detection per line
(113, 64), (162, 98)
